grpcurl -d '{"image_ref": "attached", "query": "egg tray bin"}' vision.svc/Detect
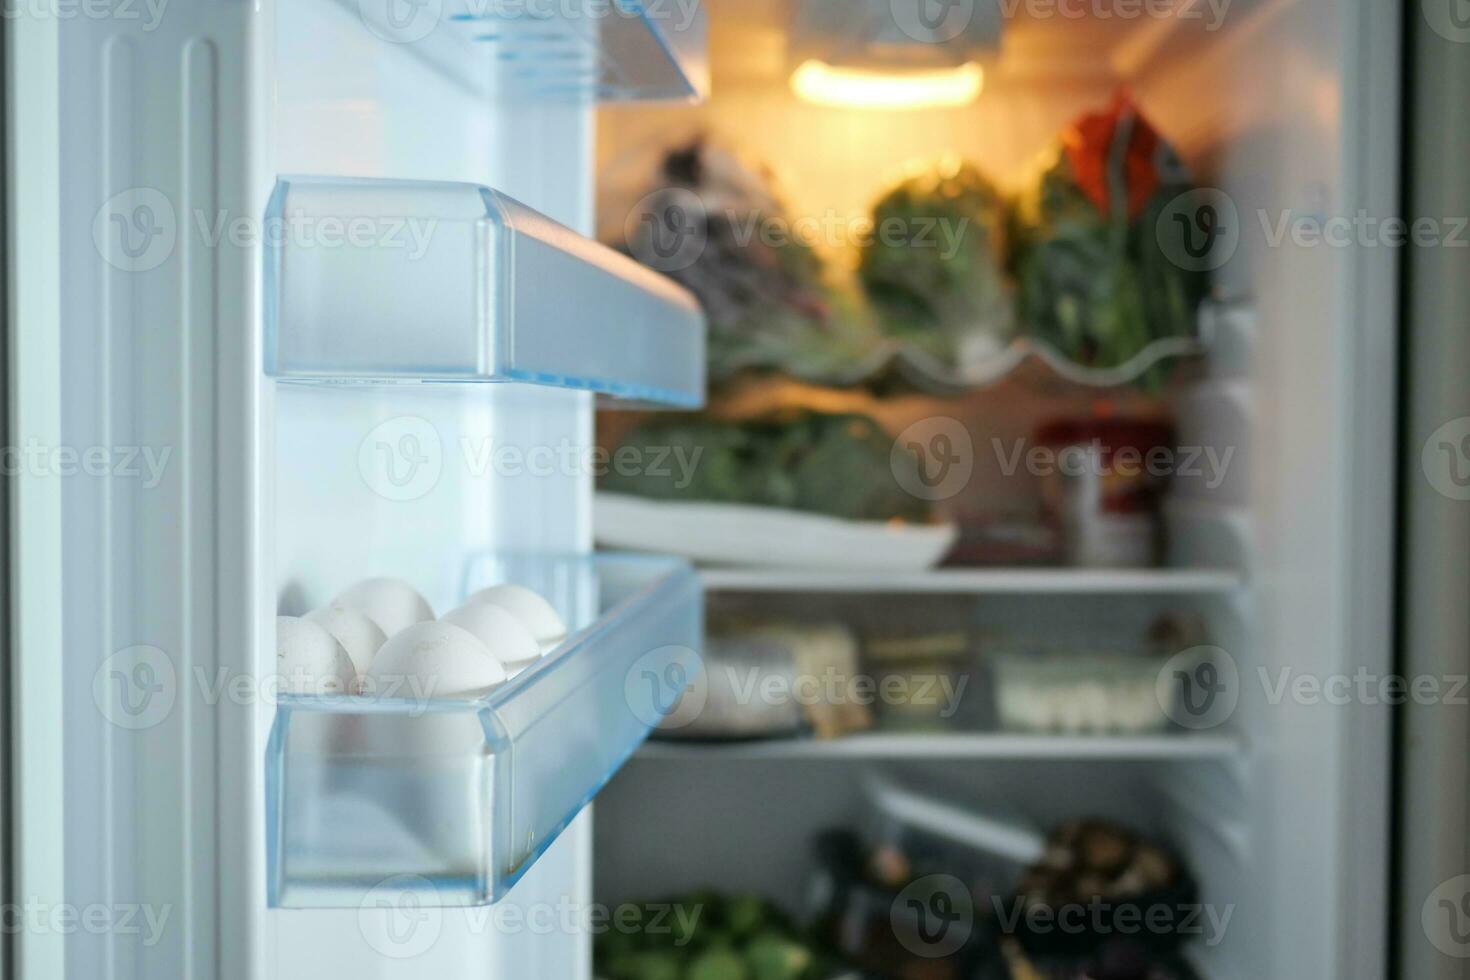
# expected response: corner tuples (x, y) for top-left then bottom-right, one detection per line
(266, 553), (700, 908)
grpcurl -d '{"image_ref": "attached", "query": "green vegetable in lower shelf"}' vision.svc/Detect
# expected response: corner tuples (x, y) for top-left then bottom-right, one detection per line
(594, 895), (840, 980)
(744, 934), (814, 980)
(619, 953), (683, 980)
(601, 410), (930, 525)
(688, 949), (749, 980)
(724, 895), (769, 940)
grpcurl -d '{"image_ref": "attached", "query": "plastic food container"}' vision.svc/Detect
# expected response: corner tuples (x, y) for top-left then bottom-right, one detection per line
(1035, 418), (1175, 568)
(991, 651), (1171, 734)
(654, 621), (869, 741)
(863, 631), (972, 731)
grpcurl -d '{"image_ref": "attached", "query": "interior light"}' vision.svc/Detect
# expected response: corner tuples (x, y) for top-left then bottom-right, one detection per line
(790, 60), (984, 110)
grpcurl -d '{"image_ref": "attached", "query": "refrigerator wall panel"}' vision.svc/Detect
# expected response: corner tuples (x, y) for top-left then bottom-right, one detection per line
(49, 4), (262, 979)
(1133, 0), (1401, 975)
(1397, 6), (1470, 976)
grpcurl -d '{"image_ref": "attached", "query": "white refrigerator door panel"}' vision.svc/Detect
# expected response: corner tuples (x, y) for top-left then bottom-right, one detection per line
(268, 5), (599, 979)
(28, 1), (599, 978)
(6, 15), (66, 980)
(48, 6), (259, 980)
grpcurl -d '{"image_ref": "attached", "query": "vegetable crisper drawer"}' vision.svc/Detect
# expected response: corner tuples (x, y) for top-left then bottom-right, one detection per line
(264, 176), (705, 407)
(266, 554), (701, 908)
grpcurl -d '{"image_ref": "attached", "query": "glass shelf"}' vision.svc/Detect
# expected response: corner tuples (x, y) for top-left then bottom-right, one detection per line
(348, 0), (709, 102)
(265, 553), (701, 908)
(263, 176), (706, 408)
(707, 299), (1238, 398)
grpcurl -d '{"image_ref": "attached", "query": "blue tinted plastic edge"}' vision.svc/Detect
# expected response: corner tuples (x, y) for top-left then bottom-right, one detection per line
(486, 560), (701, 899)
(623, 0), (706, 102)
(267, 372), (702, 409)
(445, 0), (706, 102)
(261, 179), (290, 379)
(265, 553), (701, 907)
(263, 707), (287, 908)
(499, 368), (702, 409)
(261, 176), (704, 409)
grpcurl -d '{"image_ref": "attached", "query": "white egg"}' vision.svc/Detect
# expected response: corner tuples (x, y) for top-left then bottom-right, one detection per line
(332, 577), (435, 638)
(276, 616), (357, 695)
(440, 603), (542, 677)
(305, 605), (388, 687)
(366, 621), (508, 700)
(466, 584), (566, 653)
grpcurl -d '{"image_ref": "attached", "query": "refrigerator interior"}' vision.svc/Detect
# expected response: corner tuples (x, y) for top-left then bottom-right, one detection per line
(590, 1), (1399, 979)
(21, 0), (1396, 977)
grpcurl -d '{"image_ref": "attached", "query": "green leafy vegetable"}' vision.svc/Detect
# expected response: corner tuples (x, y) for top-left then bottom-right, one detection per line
(601, 411), (929, 524)
(594, 895), (842, 980)
(1012, 96), (1209, 373)
(860, 159), (1015, 365)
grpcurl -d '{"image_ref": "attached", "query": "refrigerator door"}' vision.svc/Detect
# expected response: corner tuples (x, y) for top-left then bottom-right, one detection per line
(5, 2), (707, 979)
(1397, 8), (1470, 978)
(5, 16), (66, 980)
